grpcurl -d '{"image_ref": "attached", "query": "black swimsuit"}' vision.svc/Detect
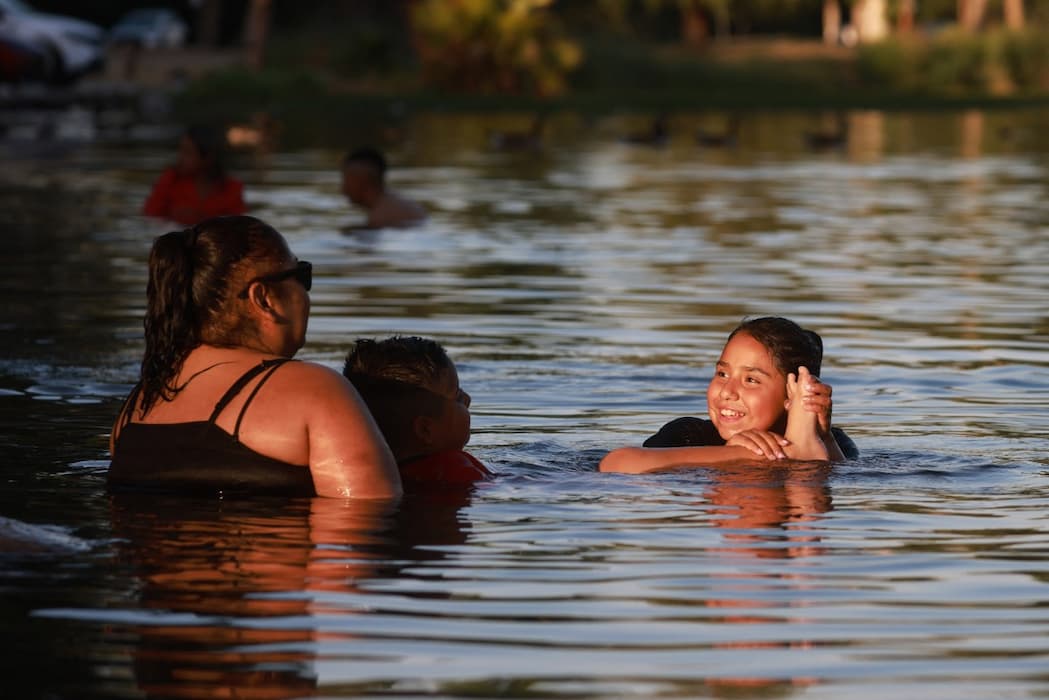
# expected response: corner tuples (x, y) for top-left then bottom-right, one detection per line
(643, 416), (860, 459)
(108, 359), (315, 496)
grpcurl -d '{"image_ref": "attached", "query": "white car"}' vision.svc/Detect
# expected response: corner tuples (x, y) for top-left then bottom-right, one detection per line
(0, 0), (103, 82)
(109, 8), (188, 50)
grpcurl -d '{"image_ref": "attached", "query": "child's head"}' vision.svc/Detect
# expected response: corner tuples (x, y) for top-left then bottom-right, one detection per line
(706, 317), (823, 440)
(343, 336), (471, 462)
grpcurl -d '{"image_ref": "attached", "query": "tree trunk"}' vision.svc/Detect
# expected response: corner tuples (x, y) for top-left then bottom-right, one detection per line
(195, 0), (222, 48)
(242, 0), (272, 71)
(852, 0), (889, 43)
(1003, 0), (1025, 30)
(896, 0), (915, 34)
(958, 0), (988, 31)
(681, 0), (710, 47)
(823, 0), (841, 45)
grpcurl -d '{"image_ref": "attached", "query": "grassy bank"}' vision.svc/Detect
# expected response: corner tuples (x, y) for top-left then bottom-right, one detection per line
(172, 33), (1049, 145)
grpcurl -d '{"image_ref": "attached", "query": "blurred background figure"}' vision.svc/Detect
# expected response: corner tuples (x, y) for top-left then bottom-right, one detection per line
(142, 124), (246, 226)
(340, 146), (426, 230)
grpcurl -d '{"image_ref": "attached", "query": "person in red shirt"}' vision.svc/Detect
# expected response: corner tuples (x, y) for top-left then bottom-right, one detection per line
(143, 125), (246, 226)
(343, 336), (492, 489)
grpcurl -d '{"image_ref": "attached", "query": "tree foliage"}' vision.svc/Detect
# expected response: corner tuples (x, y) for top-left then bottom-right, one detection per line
(409, 0), (582, 96)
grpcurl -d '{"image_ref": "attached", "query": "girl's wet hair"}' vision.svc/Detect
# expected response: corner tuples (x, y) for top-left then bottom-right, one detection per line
(137, 215), (287, 415)
(728, 316), (823, 377)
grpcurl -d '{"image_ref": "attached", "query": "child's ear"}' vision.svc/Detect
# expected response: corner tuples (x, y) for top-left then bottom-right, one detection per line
(412, 414), (436, 447)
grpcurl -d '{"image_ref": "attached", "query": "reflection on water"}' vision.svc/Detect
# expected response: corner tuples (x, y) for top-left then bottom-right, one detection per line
(84, 493), (473, 699)
(1, 108), (1048, 698)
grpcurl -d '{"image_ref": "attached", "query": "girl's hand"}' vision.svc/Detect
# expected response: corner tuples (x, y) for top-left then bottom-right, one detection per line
(800, 373), (834, 437)
(726, 429), (790, 460)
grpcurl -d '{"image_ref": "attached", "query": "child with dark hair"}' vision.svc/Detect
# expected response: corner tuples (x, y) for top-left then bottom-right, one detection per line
(601, 316), (857, 474)
(343, 336), (491, 487)
(143, 125), (246, 225)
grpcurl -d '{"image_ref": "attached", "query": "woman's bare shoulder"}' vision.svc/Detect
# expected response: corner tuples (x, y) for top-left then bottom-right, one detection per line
(272, 360), (353, 393)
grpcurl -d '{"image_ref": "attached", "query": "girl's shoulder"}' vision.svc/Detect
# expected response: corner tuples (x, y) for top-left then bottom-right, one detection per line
(830, 427), (860, 459)
(642, 416), (723, 448)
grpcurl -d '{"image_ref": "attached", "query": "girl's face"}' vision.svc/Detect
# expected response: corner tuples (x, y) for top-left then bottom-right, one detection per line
(176, 135), (204, 175)
(706, 331), (789, 440)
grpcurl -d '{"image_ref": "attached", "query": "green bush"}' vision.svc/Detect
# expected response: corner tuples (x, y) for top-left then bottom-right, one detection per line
(1000, 29), (1049, 90)
(409, 0), (582, 96)
(856, 38), (920, 89)
(175, 67), (327, 124)
(923, 30), (992, 92)
(265, 20), (412, 80)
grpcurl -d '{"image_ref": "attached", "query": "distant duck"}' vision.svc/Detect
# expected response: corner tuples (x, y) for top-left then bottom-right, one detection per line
(621, 113), (669, 146)
(488, 113), (545, 152)
(697, 113), (741, 148)
(803, 112), (848, 151)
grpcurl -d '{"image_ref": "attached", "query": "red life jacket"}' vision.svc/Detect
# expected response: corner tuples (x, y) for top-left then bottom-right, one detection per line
(399, 450), (492, 487)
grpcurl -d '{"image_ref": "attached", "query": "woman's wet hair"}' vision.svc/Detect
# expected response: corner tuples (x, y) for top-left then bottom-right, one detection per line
(137, 215), (287, 415)
(728, 316), (823, 378)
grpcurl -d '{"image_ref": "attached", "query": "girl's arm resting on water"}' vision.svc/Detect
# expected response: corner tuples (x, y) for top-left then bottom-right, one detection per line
(298, 363), (402, 499)
(599, 444), (765, 474)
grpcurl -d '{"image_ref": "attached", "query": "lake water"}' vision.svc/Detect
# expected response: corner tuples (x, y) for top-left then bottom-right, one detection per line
(1, 108), (1048, 699)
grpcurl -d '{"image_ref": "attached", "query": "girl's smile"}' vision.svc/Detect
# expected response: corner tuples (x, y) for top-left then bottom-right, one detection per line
(707, 331), (789, 440)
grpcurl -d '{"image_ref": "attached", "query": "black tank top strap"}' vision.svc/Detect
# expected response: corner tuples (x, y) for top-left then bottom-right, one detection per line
(231, 358), (293, 441)
(117, 382), (143, 429)
(207, 358), (292, 427)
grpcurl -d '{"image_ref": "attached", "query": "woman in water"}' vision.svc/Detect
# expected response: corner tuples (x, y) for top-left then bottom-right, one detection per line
(108, 215), (401, 498)
(601, 316), (854, 473)
(142, 125), (246, 225)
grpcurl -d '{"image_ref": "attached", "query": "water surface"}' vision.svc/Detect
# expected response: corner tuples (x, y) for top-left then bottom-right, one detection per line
(1, 108), (1047, 699)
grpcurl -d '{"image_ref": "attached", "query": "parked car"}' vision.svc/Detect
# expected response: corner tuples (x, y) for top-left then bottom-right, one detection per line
(0, 32), (46, 82)
(109, 8), (187, 49)
(0, 0), (103, 83)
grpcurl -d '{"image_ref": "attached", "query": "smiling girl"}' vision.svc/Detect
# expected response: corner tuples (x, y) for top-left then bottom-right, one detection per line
(600, 317), (856, 474)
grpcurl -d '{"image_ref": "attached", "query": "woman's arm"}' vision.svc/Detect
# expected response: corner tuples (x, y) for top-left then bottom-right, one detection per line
(295, 363), (402, 499)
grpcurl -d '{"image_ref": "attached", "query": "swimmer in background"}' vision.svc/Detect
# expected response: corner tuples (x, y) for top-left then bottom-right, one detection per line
(601, 316), (857, 474)
(142, 125), (246, 226)
(343, 336), (492, 487)
(340, 147), (427, 230)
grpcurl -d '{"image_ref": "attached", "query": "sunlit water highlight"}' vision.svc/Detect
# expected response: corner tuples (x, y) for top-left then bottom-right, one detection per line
(1, 108), (1047, 698)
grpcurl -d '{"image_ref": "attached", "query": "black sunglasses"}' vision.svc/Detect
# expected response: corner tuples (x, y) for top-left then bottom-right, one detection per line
(237, 260), (312, 299)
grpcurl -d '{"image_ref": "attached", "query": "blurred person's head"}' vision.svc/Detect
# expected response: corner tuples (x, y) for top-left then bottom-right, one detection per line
(176, 125), (229, 181)
(340, 146), (387, 207)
